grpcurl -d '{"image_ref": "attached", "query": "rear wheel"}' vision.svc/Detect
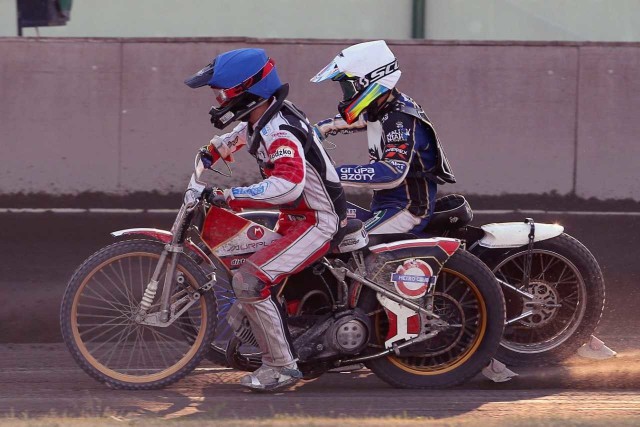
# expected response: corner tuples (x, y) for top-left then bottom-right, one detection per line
(60, 240), (216, 390)
(359, 250), (505, 389)
(493, 233), (605, 365)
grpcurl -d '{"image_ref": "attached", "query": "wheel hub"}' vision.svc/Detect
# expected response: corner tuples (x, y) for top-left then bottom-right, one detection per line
(520, 281), (559, 327)
(334, 319), (368, 352)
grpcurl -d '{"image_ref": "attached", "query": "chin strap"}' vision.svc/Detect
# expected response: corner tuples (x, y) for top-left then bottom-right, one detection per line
(248, 84), (290, 156)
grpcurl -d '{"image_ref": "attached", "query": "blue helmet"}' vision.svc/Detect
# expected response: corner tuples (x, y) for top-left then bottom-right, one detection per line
(185, 48), (283, 129)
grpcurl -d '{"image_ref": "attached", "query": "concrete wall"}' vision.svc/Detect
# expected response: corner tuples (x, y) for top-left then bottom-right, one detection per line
(1, 38), (639, 200)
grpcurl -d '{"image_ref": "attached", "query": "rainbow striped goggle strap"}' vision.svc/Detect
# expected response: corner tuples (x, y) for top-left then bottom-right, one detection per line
(342, 83), (389, 123)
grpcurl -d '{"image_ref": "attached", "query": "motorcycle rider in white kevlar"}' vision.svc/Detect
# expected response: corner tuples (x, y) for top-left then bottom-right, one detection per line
(185, 48), (347, 392)
(311, 40), (456, 236)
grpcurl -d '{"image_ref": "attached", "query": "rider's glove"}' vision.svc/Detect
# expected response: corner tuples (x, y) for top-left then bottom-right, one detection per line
(202, 187), (230, 209)
(198, 136), (230, 169)
(198, 146), (215, 169)
(312, 126), (325, 142)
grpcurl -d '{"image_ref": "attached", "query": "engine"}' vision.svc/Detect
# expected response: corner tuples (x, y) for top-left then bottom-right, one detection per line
(227, 298), (371, 363)
(293, 309), (370, 361)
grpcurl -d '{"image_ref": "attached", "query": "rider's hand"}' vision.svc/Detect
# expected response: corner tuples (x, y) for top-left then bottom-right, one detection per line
(312, 126), (325, 142)
(202, 187), (230, 209)
(199, 136), (230, 169)
(198, 146), (215, 169)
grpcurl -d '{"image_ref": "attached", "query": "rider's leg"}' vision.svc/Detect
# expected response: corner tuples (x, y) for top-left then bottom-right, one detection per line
(232, 216), (335, 391)
(364, 208), (428, 235)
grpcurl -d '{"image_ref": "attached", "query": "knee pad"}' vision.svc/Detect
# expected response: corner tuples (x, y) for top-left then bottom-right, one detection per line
(232, 264), (269, 301)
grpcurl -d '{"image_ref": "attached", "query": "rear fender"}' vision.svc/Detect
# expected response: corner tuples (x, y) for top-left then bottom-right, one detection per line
(478, 222), (564, 249)
(110, 228), (218, 270)
(349, 238), (461, 307)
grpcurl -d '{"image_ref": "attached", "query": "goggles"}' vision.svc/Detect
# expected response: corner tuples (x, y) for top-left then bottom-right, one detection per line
(211, 58), (275, 106)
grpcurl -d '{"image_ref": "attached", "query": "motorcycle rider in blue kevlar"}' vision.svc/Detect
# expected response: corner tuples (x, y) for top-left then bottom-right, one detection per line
(185, 48), (346, 392)
(311, 40), (456, 236)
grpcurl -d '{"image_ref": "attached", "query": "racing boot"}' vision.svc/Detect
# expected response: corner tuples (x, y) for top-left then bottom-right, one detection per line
(239, 362), (302, 392)
(232, 267), (302, 392)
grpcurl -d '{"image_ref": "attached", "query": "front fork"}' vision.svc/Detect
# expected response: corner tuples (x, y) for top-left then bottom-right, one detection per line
(134, 244), (185, 323)
(135, 200), (201, 324)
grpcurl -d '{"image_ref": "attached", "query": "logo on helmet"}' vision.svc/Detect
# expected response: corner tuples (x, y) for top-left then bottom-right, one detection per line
(358, 59), (399, 89)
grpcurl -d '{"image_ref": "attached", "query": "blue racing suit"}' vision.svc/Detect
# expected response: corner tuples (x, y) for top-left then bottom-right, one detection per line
(315, 90), (455, 235)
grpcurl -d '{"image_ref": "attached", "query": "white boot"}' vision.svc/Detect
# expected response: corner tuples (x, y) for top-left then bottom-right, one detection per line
(482, 358), (518, 383)
(577, 335), (617, 360)
(239, 363), (302, 392)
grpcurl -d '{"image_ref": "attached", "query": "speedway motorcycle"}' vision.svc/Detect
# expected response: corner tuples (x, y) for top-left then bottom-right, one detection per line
(239, 195), (606, 367)
(60, 154), (505, 390)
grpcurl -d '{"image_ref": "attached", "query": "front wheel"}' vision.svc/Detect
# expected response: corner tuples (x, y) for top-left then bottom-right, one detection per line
(492, 233), (605, 365)
(359, 250), (505, 389)
(60, 239), (217, 390)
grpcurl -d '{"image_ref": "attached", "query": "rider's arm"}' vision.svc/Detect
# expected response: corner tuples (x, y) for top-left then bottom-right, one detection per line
(336, 114), (415, 190)
(204, 122), (248, 163)
(227, 130), (306, 210)
(315, 114), (367, 139)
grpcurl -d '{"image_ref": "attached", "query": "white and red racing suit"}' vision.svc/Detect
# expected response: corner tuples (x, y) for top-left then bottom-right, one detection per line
(212, 99), (346, 367)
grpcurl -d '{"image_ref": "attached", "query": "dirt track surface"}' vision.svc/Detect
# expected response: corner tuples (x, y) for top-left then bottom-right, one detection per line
(2, 341), (639, 421)
(1, 210), (640, 423)
(3, 210), (640, 343)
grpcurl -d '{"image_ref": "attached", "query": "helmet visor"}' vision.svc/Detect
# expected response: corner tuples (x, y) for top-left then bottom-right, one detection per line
(338, 79), (359, 102)
(184, 62), (215, 88)
(211, 87), (231, 108)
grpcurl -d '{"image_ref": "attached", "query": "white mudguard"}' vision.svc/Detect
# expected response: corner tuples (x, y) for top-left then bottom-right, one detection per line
(478, 222), (564, 249)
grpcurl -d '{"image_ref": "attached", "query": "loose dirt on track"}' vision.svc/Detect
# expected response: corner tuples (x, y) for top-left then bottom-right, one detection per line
(1, 339), (639, 426)
(1, 210), (640, 425)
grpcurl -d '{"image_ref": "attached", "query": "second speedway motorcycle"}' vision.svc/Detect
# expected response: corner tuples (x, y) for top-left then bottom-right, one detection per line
(239, 195), (606, 367)
(60, 154), (505, 390)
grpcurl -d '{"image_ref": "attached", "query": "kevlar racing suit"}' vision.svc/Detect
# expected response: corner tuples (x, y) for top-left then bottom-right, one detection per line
(316, 90), (455, 235)
(213, 99), (346, 369)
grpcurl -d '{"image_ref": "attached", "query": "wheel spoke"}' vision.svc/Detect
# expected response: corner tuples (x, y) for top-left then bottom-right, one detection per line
(87, 276), (132, 312)
(80, 286), (130, 313)
(69, 246), (211, 382)
(82, 320), (128, 344)
(148, 327), (182, 365)
(142, 329), (160, 373)
(102, 322), (135, 367)
(148, 326), (172, 369)
(98, 264), (132, 308)
(124, 323), (142, 373)
(108, 262), (136, 309)
(77, 300), (128, 314)
(79, 317), (129, 337)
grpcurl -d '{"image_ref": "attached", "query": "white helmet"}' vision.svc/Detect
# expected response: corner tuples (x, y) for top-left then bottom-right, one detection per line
(311, 40), (401, 123)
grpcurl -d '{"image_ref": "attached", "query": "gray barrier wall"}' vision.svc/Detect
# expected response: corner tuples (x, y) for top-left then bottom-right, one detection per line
(1, 38), (639, 200)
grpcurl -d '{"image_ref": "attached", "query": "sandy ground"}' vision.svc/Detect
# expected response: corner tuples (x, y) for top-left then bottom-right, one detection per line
(1, 209), (639, 425)
(1, 211), (640, 342)
(1, 336), (639, 424)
